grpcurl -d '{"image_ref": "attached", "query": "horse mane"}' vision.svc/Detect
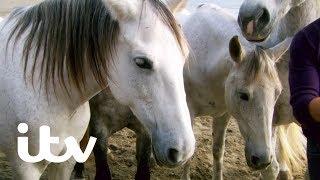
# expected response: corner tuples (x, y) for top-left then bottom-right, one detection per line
(6, 0), (184, 96)
(241, 46), (281, 86)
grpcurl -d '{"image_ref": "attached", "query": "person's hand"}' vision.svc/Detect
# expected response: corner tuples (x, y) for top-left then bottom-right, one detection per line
(309, 97), (320, 122)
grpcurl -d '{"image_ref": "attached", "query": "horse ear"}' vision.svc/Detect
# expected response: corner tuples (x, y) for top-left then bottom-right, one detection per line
(229, 36), (244, 64)
(163, 0), (187, 13)
(266, 37), (292, 63)
(104, 0), (139, 21)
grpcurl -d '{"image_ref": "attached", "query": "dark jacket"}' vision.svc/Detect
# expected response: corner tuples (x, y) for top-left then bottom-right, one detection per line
(289, 18), (320, 144)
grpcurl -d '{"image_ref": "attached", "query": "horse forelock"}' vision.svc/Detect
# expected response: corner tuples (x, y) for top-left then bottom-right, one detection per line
(241, 46), (281, 87)
(148, 0), (188, 58)
(5, 0), (186, 97)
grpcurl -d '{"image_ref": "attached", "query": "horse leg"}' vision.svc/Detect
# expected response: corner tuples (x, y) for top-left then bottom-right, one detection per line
(181, 160), (192, 180)
(73, 128), (90, 179)
(46, 158), (76, 180)
(90, 123), (112, 180)
(13, 165), (43, 180)
(212, 113), (230, 180)
(7, 150), (47, 180)
(73, 162), (85, 179)
(11, 161), (45, 180)
(134, 129), (152, 180)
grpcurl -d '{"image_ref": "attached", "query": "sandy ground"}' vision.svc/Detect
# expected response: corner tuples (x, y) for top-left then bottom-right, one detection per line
(0, 1), (306, 179)
(0, 116), (306, 180)
(80, 117), (306, 180)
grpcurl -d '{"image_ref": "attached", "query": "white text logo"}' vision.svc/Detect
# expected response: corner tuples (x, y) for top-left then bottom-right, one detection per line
(17, 123), (96, 163)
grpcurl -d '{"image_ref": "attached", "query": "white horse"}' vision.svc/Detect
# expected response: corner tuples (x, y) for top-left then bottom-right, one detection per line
(0, 0), (196, 179)
(75, 4), (302, 180)
(182, 5), (304, 180)
(235, 0), (320, 179)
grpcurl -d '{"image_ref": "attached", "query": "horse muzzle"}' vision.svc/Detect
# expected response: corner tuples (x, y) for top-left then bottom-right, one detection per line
(238, 4), (273, 42)
(151, 132), (195, 168)
(246, 153), (272, 170)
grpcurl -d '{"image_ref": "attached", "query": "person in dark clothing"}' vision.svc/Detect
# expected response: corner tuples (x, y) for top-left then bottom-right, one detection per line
(289, 18), (320, 180)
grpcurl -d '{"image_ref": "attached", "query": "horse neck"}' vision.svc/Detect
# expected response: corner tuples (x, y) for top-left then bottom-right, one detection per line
(35, 71), (103, 110)
(273, 51), (295, 125)
(2, 13), (107, 110)
(69, 74), (104, 108)
(183, 51), (233, 117)
(275, 0), (320, 44)
(181, 6), (241, 116)
(266, 1), (320, 99)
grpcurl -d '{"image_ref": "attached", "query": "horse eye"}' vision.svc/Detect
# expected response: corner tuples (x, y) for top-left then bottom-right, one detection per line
(134, 57), (153, 70)
(239, 92), (249, 101)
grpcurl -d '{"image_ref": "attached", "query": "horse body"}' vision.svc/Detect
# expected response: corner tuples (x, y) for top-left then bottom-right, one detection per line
(0, 0), (195, 179)
(181, 6), (247, 180)
(0, 10), (93, 178)
(183, 4), (238, 118)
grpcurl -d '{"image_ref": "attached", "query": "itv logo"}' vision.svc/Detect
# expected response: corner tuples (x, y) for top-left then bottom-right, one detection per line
(17, 123), (96, 163)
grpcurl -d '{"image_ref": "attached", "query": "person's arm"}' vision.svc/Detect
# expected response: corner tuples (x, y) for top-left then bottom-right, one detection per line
(289, 31), (320, 125)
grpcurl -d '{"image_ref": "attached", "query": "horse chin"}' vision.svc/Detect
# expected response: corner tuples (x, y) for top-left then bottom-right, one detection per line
(248, 37), (267, 43)
(248, 161), (272, 171)
(152, 146), (185, 168)
(152, 146), (167, 167)
(244, 34), (268, 43)
(246, 155), (272, 171)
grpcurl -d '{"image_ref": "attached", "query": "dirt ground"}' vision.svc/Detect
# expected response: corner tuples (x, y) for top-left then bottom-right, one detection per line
(0, 116), (306, 180)
(0, 1), (306, 179)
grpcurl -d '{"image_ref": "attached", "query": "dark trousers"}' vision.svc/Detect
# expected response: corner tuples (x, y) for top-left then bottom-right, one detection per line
(307, 138), (320, 180)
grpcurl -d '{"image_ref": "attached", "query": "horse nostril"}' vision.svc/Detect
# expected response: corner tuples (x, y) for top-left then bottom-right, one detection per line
(251, 155), (260, 166)
(258, 8), (270, 27)
(168, 148), (180, 164)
